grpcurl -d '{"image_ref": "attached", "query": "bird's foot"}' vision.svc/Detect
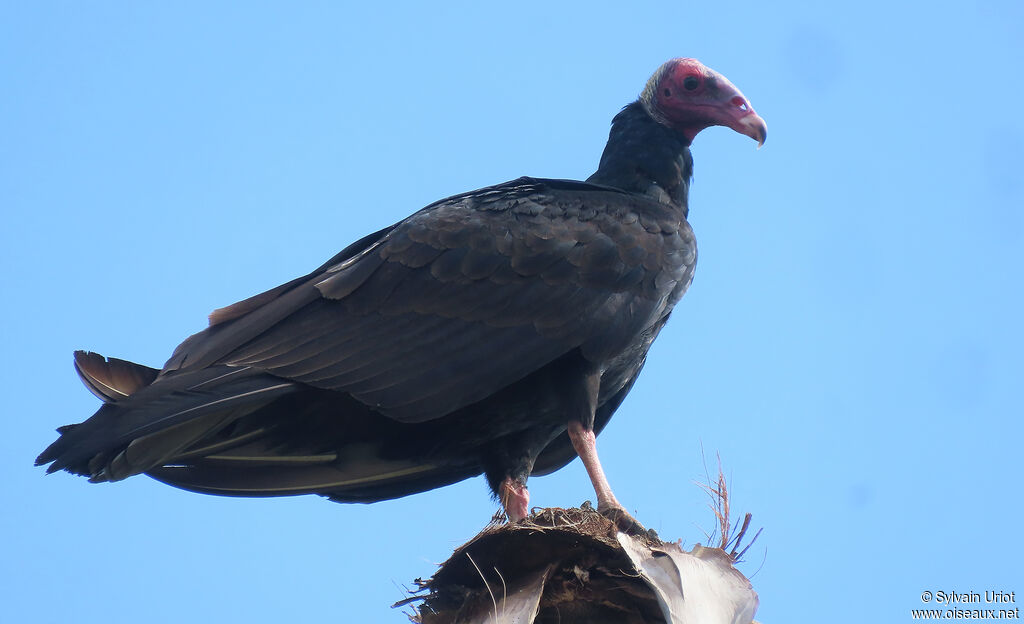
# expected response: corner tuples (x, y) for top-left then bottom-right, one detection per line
(499, 477), (529, 523)
(599, 503), (650, 538)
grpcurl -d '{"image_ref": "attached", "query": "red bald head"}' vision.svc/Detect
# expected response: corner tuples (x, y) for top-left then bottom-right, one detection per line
(641, 58), (766, 147)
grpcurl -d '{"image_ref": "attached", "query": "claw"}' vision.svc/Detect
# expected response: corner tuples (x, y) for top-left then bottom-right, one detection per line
(600, 504), (649, 537)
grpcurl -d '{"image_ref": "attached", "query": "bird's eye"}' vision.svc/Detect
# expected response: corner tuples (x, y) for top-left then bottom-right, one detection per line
(683, 76), (700, 91)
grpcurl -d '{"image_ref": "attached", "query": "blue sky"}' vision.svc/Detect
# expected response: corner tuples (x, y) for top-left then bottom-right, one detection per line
(3, 2), (1021, 622)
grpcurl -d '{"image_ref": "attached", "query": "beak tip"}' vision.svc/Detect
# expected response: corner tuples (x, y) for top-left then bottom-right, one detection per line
(735, 113), (767, 148)
(751, 120), (767, 149)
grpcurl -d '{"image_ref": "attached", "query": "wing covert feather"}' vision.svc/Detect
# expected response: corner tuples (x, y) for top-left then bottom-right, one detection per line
(167, 178), (696, 424)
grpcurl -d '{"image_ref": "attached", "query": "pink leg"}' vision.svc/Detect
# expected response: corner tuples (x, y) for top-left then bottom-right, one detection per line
(568, 421), (645, 533)
(567, 420), (622, 512)
(499, 476), (529, 522)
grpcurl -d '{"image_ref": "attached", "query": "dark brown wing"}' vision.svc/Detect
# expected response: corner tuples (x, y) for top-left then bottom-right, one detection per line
(160, 177), (695, 424)
(37, 177), (695, 492)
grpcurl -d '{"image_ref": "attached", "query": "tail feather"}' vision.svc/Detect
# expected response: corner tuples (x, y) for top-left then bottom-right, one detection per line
(40, 349), (486, 504)
(147, 457), (477, 503)
(94, 408), (247, 482)
(73, 351), (159, 402)
(36, 362), (298, 481)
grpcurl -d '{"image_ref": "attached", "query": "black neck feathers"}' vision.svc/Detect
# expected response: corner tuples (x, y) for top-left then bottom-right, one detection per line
(587, 102), (693, 216)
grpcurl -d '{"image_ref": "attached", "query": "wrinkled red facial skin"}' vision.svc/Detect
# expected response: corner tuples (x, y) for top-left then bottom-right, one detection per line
(649, 58), (766, 146)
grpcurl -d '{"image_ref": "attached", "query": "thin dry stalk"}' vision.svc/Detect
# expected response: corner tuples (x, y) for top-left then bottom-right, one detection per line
(695, 450), (761, 563)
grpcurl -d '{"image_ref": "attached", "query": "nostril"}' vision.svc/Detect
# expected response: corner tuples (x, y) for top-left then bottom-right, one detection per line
(731, 96), (749, 111)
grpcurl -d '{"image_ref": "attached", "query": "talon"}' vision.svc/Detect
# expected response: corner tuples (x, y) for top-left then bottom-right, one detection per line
(600, 504), (648, 536)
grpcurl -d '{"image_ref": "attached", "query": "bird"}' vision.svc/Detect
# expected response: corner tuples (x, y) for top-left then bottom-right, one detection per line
(36, 58), (765, 529)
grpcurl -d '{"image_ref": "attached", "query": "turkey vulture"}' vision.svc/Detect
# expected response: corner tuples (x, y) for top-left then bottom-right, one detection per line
(37, 58), (765, 527)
